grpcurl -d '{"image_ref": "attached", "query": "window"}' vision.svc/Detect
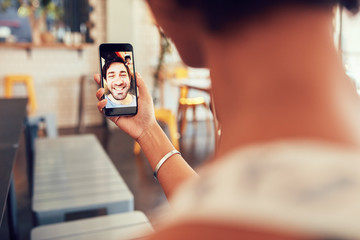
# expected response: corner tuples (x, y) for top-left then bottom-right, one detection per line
(0, 0), (93, 45)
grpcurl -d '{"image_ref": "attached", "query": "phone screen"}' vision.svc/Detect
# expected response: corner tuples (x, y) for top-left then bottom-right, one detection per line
(99, 43), (138, 116)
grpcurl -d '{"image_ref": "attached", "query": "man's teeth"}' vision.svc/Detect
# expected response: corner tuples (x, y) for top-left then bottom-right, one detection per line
(114, 87), (125, 91)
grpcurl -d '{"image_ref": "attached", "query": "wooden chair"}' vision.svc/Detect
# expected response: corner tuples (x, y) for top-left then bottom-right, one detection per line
(175, 67), (212, 136)
(78, 75), (107, 133)
(4, 75), (37, 114)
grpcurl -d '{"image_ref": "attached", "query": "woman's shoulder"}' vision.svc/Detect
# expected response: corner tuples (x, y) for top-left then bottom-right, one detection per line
(163, 139), (360, 239)
(146, 219), (312, 240)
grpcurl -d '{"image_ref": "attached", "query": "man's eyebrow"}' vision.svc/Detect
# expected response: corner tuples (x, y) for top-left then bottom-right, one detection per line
(108, 71), (115, 75)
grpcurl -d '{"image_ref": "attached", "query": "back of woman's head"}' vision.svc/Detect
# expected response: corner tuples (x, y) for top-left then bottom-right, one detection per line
(175, 0), (360, 31)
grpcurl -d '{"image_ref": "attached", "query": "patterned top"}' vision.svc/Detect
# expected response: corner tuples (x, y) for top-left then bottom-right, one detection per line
(105, 94), (136, 108)
(166, 140), (360, 239)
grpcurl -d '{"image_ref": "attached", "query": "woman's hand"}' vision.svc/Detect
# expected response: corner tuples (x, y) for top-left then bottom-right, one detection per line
(96, 73), (197, 199)
(94, 72), (157, 140)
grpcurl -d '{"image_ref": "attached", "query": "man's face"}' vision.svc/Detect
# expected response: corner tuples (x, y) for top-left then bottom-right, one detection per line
(106, 62), (131, 100)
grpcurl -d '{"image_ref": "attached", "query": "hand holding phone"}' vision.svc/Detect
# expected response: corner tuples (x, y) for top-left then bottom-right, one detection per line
(95, 71), (157, 140)
(99, 43), (138, 116)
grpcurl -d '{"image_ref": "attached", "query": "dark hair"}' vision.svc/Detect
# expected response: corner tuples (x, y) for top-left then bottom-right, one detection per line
(175, 0), (359, 31)
(125, 55), (131, 61)
(102, 56), (136, 94)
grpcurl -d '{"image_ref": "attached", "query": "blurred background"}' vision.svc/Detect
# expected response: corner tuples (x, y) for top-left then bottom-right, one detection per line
(0, 1), (359, 127)
(0, 1), (214, 239)
(1, 1), (360, 240)
(0, 0), (211, 127)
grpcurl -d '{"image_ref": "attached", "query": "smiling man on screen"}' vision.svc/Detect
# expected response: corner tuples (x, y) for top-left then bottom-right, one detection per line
(102, 56), (136, 108)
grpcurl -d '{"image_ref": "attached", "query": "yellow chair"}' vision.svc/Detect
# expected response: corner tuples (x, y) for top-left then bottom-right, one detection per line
(178, 86), (210, 135)
(134, 108), (179, 155)
(175, 67), (211, 136)
(5, 75), (37, 114)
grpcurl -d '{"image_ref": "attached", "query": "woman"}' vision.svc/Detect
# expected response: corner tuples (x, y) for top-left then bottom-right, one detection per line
(96, 0), (360, 239)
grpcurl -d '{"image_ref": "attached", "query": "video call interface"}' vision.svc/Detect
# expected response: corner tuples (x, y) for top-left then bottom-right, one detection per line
(101, 51), (136, 108)
(101, 51), (134, 74)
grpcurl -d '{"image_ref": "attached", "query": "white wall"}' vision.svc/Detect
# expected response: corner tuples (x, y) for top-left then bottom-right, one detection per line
(106, 0), (134, 43)
(0, 0), (210, 128)
(342, 11), (360, 88)
(0, 0), (106, 128)
(105, 0), (211, 121)
(106, 0), (160, 98)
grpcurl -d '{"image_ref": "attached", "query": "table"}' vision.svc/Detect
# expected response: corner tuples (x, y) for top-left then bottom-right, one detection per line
(32, 134), (134, 225)
(0, 98), (27, 239)
(31, 211), (153, 240)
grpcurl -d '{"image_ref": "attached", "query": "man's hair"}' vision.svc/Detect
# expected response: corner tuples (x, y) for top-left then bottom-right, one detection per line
(102, 56), (136, 94)
(125, 55), (131, 61)
(174, 0), (360, 31)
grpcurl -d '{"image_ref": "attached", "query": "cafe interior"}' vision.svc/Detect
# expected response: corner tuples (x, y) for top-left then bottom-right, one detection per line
(1, 0), (360, 239)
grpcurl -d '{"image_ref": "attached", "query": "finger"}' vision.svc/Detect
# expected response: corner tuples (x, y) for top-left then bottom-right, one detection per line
(135, 72), (150, 98)
(94, 74), (101, 86)
(97, 99), (107, 113)
(135, 72), (145, 88)
(96, 88), (105, 101)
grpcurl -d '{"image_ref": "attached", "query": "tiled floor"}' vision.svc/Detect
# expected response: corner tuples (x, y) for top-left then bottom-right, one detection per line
(5, 120), (215, 240)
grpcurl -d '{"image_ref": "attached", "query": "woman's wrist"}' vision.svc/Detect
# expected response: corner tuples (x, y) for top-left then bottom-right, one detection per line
(136, 121), (160, 145)
(136, 121), (177, 170)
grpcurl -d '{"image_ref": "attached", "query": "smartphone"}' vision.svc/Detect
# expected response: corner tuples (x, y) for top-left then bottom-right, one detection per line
(99, 43), (138, 116)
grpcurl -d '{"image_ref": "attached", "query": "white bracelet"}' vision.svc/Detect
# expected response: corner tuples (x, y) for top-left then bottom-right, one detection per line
(154, 149), (181, 181)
